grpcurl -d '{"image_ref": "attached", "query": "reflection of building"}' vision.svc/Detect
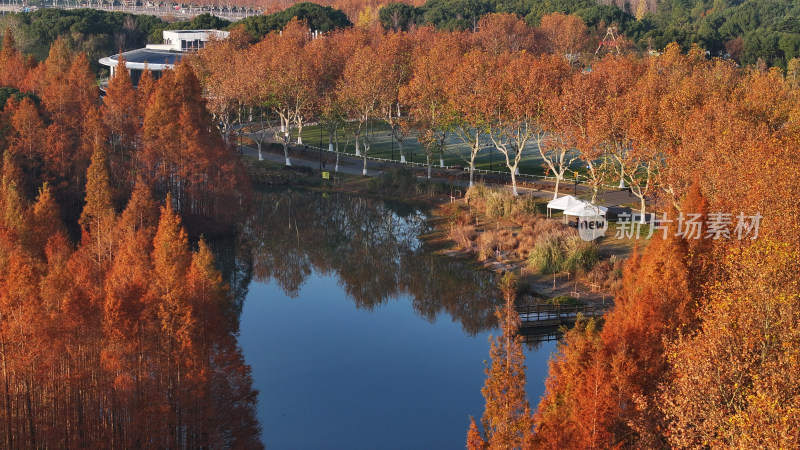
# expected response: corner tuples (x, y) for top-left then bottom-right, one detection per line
(99, 29), (229, 86)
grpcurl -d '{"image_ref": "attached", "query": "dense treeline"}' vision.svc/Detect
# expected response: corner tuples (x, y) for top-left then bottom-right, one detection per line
(378, 0), (800, 68)
(199, 0), (800, 68)
(237, 2), (352, 38)
(636, 0), (800, 68)
(0, 23), (259, 445)
(190, 14), (665, 219)
(451, 31), (800, 450)
(5, 0), (800, 71)
(0, 8), (166, 70)
(0, 29), (248, 233)
(218, 11), (798, 448)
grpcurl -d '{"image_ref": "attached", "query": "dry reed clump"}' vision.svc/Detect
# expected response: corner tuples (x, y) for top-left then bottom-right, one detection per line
(450, 223), (477, 251)
(511, 215), (576, 259)
(587, 254), (625, 291)
(465, 184), (489, 211)
(465, 184), (548, 220)
(527, 233), (599, 275)
(476, 230), (501, 261)
(484, 189), (514, 218)
(497, 229), (519, 253)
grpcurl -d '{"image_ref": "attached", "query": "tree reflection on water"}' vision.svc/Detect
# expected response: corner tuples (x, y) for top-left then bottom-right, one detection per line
(244, 188), (501, 336)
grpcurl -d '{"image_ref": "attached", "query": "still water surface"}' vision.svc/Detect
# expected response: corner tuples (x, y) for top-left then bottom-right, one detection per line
(235, 189), (557, 449)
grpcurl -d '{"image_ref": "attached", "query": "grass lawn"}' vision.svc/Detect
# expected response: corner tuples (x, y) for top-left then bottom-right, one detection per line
(295, 123), (587, 179)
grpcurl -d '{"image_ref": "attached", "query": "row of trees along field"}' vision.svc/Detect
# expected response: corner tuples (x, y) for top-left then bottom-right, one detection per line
(458, 26), (800, 450)
(0, 30), (259, 446)
(192, 13), (702, 221)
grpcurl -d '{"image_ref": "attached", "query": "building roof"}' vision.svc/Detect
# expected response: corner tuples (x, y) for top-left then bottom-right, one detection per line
(99, 48), (183, 71)
(167, 29), (217, 34)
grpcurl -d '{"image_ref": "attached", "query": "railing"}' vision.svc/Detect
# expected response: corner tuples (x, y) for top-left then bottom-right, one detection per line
(516, 303), (603, 327)
(300, 143), (592, 185)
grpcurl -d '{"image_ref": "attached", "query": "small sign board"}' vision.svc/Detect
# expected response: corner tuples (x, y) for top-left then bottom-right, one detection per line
(322, 171), (330, 179)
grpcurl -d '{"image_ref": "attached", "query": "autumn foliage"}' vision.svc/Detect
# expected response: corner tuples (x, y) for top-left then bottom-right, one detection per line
(476, 47), (800, 448)
(1, 10), (800, 447)
(0, 36), (259, 446)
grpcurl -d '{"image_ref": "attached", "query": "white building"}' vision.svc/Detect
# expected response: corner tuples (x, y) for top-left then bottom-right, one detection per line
(99, 29), (229, 85)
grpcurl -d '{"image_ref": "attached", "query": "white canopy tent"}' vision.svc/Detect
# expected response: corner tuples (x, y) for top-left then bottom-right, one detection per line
(563, 201), (608, 218)
(546, 195), (582, 218)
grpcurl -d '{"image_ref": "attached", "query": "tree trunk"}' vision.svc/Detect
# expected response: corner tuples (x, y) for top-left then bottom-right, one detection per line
(296, 120), (303, 144)
(426, 154), (432, 179)
(469, 159), (475, 187)
(1, 333), (11, 449)
(398, 140), (406, 163)
(639, 194), (647, 224)
(510, 169), (519, 196)
(283, 143), (291, 166)
(25, 381), (35, 448)
(257, 141), (263, 161)
(553, 176), (561, 199)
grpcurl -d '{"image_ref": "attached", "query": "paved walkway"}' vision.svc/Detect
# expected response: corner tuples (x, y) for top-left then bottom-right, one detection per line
(240, 140), (644, 211)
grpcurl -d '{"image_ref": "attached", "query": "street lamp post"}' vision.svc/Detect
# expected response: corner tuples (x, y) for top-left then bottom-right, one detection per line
(389, 133), (394, 161)
(489, 147), (493, 171)
(574, 172), (578, 196)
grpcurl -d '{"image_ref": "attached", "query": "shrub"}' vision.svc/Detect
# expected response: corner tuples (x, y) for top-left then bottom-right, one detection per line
(467, 184), (548, 220)
(528, 234), (598, 275)
(498, 229), (519, 252)
(376, 167), (415, 193)
(465, 183), (488, 206)
(484, 189), (513, 218)
(547, 295), (584, 306)
(588, 254), (625, 291)
(528, 235), (565, 274)
(450, 223), (477, 251)
(563, 237), (599, 274)
(477, 230), (500, 261)
(512, 196), (548, 217)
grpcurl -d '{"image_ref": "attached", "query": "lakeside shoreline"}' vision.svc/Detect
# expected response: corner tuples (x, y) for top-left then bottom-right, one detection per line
(242, 148), (630, 311)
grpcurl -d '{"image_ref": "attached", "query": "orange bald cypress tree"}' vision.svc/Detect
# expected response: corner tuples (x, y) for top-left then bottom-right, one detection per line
(30, 183), (65, 260)
(7, 97), (45, 197)
(662, 241), (800, 447)
(467, 416), (487, 450)
(0, 29), (29, 89)
(102, 54), (140, 201)
(479, 272), (532, 448)
(151, 195), (196, 446)
(533, 190), (707, 446)
(81, 140), (117, 263)
(137, 68), (156, 109)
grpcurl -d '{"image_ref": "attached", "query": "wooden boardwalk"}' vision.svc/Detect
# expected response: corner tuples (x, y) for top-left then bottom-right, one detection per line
(516, 304), (604, 330)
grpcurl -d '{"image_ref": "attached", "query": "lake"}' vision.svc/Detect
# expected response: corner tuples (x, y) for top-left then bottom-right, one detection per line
(232, 189), (558, 449)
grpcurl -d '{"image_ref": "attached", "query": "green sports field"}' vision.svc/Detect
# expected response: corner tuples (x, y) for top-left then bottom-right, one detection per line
(296, 123), (586, 179)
